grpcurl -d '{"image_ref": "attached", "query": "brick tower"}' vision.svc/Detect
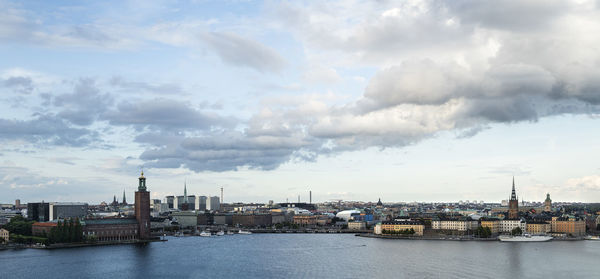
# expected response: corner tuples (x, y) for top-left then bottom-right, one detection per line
(135, 171), (151, 240)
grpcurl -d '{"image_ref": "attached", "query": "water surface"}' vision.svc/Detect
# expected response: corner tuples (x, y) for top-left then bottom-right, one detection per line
(0, 234), (597, 278)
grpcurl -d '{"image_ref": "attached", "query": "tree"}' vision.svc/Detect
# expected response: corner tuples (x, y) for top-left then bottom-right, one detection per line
(3, 215), (34, 236)
(511, 227), (523, 236)
(483, 227), (492, 237)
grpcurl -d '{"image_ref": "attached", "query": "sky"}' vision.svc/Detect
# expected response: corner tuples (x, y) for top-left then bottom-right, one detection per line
(1, 0), (600, 204)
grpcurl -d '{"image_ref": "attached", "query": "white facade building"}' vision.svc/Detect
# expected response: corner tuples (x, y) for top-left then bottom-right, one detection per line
(500, 219), (526, 233)
(432, 219), (479, 231)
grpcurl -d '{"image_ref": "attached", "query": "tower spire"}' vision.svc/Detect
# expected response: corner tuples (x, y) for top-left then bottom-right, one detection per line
(138, 169), (147, 191)
(510, 176), (517, 200)
(122, 189), (127, 205)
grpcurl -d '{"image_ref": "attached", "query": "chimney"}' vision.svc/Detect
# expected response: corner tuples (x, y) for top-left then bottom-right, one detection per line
(309, 191), (312, 204)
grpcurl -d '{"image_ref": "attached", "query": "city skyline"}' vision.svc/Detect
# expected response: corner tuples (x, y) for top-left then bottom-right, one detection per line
(1, 1), (600, 204)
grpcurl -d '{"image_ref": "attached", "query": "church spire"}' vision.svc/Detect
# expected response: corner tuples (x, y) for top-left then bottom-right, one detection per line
(122, 189), (127, 205)
(510, 176), (517, 200)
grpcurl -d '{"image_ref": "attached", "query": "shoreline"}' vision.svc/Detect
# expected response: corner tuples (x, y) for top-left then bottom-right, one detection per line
(356, 233), (587, 241)
(0, 238), (166, 250)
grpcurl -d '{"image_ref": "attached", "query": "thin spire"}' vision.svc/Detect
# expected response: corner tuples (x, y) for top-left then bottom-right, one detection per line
(510, 176), (517, 200)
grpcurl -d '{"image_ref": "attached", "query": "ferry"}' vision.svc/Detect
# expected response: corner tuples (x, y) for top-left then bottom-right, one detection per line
(584, 235), (600, 241)
(199, 231), (211, 237)
(238, 230), (252, 235)
(499, 234), (552, 242)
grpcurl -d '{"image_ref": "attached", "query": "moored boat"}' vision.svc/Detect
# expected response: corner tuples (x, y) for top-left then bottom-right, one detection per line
(199, 231), (211, 237)
(499, 234), (552, 242)
(216, 231), (225, 236)
(238, 230), (252, 235)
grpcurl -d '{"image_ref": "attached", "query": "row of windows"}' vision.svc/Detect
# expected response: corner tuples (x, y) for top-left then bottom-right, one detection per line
(85, 230), (138, 236)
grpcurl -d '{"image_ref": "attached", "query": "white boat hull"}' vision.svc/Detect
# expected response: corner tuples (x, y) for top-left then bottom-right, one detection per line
(499, 235), (552, 242)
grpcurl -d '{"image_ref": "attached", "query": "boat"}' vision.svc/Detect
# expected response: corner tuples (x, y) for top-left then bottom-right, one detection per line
(216, 231), (225, 236)
(238, 230), (252, 235)
(199, 231), (211, 237)
(585, 235), (600, 240)
(499, 234), (552, 242)
(227, 231), (234, 235)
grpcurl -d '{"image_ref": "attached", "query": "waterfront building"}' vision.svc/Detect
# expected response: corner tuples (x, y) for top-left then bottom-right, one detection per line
(135, 171), (151, 240)
(27, 202), (50, 222)
(232, 214), (272, 227)
(544, 194), (552, 212)
(196, 213), (213, 226)
(315, 215), (330, 226)
(49, 202), (88, 220)
(32, 221), (58, 236)
(171, 211), (198, 228)
(508, 177), (519, 219)
(0, 228), (9, 243)
(379, 221), (424, 236)
(499, 218), (526, 233)
(527, 221), (551, 235)
(82, 219), (139, 242)
(348, 221), (366, 230)
(272, 214), (285, 225)
(207, 196), (220, 211)
(293, 215), (317, 227)
(550, 216), (586, 236)
(374, 223), (382, 234)
(432, 217), (478, 231)
(214, 214), (233, 226)
(480, 218), (500, 234)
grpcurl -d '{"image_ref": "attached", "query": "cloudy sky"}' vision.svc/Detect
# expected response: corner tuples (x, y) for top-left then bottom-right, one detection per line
(1, 0), (600, 204)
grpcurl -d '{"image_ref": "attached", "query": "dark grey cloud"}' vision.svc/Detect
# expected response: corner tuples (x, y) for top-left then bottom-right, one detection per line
(139, 130), (317, 172)
(105, 98), (233, 131)
(3, 76), (33, 94)
(0, 114), (99, 147)
(200, 32), (286, 73)
(50, 78), (114, 126)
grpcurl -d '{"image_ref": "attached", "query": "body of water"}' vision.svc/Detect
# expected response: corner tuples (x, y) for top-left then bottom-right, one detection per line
(0, 234), (598, 278)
